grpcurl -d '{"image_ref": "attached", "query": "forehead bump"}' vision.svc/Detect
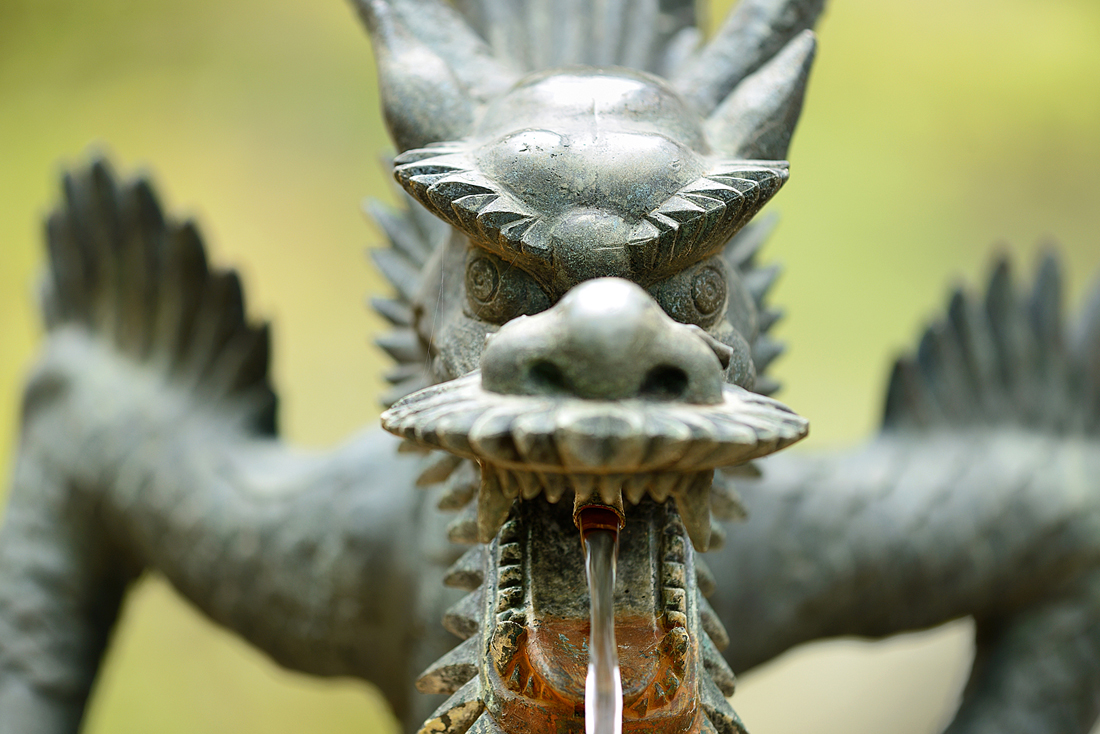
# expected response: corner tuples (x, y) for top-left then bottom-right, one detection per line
(396, 144), (788, 281)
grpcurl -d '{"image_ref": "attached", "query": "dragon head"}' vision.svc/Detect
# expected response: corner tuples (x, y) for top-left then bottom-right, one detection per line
(361, 1), (821, 732)
(385, 66), (805, 538)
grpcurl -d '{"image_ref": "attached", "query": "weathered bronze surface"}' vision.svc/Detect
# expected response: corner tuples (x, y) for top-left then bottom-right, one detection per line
(1, 1), (1099, 733)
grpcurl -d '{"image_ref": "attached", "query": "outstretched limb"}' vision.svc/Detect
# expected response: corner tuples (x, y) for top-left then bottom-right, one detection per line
(946, 570), (1100, 733)
(0, 160), (435, 732)
(705, 254), (1100, 733)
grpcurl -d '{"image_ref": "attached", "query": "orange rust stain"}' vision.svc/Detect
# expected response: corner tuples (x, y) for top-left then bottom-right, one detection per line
(491, 615), (700, 734)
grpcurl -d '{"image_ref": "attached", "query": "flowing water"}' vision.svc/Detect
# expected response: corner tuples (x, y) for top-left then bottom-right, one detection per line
(583, 528), (622, 734)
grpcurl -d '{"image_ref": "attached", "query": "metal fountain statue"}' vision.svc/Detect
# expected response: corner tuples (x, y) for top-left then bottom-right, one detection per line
(1, 0), (1098, 732)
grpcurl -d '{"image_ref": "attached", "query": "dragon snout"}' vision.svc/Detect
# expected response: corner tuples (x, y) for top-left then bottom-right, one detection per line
(382, 277), (807, 547)
(481, 278), (731, 403)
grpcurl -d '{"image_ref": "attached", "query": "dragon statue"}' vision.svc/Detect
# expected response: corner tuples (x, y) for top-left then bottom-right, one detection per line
(1, 0), (1098, 732)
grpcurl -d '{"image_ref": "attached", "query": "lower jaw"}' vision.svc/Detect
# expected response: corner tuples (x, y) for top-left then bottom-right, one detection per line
(480, 497), (704, 734)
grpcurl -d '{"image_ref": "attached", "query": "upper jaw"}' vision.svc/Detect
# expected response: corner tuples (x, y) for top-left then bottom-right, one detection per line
(382, 371), (806, 474)
(384, 276), (807, 549)
(381, 370), (807, 550)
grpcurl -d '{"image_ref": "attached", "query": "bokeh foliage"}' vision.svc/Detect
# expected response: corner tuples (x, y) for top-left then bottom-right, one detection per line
(0, 0), (1098, 732)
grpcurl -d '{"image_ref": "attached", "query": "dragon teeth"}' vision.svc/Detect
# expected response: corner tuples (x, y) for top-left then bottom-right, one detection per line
(398, 437), (430, 454)
(489, 619), (525, 679)
(597, 474), (626, 505)
(477, 468), (515, 543)
(650, 472), (679, 502)
(569, 473), (597, 502)
(539, 472), (567, 503)
(464, 463), (727, 546)
(515, 470), (541, 500)
(499, 468), (522, 500)
(721, 461), (761, 478)
(623, 473), (649, 505)
(672, 470), (715, 552)
(574, 479), (626, 519)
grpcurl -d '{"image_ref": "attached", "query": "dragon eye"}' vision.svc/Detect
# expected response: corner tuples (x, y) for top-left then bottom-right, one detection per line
(465, 248), (550, 324)
(692, 267), (725, 316)
(467, 256), (500, 304)
(648, 257), (729, 328)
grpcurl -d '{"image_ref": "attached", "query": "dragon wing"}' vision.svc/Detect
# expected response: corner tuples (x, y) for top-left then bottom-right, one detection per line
(705, 254), (1100, 733)
(0, 160), (435, 731)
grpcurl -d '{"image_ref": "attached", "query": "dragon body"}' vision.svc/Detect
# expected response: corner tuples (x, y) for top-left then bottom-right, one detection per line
(1, 1), (1098, 733)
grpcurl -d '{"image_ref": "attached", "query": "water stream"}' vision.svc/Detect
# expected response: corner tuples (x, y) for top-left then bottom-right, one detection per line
(583, 528), (622, 734)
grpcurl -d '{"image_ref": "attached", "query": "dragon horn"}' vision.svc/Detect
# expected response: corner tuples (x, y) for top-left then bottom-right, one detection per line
(672, 0), (825, 115)
(354, 0), (475, 151)
(352, 0), (520, 150)
(704, 30), (817, 160)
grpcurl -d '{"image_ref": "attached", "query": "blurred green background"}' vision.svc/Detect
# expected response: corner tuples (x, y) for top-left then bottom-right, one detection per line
(1, 0), (1098, 732)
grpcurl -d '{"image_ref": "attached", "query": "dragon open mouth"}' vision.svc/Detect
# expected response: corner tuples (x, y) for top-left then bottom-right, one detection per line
(414, 494), (748, 734)
(381, 370), (807, 549)
(487, 500), (701, 732)
(382, 338), (807, 734)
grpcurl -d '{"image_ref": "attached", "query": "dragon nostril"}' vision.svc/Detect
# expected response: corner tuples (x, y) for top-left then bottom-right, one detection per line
(528, 360), (569, 394)
(639, 365), (689, 400)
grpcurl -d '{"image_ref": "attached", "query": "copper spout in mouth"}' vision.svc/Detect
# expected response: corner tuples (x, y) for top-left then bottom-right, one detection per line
(575, 494), (625, 540)
(462, 498), (715, 734)
(576, 505), (625, 538)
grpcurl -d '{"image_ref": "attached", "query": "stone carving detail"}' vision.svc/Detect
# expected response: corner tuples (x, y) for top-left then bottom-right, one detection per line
(1, 1), (1098, 733)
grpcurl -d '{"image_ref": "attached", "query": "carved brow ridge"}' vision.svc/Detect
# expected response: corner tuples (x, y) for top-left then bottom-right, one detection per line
(394, 143), (789, 277)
